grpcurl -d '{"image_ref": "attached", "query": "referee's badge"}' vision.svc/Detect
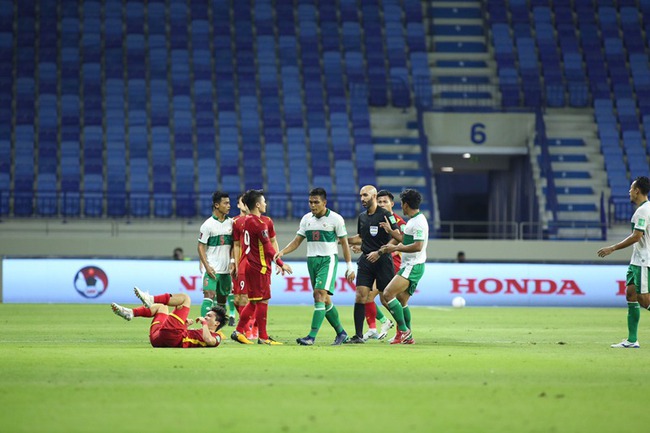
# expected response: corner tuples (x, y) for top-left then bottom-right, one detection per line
(370, 226), (379, 236)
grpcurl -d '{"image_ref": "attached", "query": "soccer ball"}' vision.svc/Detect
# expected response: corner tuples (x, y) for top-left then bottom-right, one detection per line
(451, 296), (466, 308)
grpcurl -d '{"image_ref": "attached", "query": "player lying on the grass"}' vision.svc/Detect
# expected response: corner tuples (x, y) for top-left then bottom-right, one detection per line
(111, 287), (227, 348)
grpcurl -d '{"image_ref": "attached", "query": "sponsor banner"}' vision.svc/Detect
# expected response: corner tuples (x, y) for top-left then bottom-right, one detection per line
(2, 259), (628, 307)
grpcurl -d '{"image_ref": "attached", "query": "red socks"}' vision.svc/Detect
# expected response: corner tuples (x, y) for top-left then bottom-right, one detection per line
(153, 293), (171, 304)
(132, 306), (152, 317)
(255, 302), (269, 340)
(236, 303), (256, 334)
(365, 302), (377, 329)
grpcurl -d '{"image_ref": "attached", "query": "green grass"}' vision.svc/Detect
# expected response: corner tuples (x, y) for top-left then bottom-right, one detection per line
(0, 304), (646, 433)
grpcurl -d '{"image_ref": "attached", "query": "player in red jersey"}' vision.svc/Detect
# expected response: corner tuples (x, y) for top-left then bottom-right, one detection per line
(232, 192), (250, 321)
(231, 190), (292, 345)
(111, 287), (227, 348)
(362, 190), (406, 340)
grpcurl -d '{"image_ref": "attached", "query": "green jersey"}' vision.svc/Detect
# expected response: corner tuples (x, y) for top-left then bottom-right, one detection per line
(297, 209), (348, 257)
(401, 212), (429, 267)
(198, 215), (233, 274)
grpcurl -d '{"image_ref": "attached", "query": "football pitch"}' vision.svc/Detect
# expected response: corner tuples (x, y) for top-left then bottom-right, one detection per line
(0, 304), (645, 433)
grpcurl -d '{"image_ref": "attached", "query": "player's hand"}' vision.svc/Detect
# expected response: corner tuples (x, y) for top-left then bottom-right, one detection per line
(350, 244), (361, 253)
(273, 251), (284, 262)
(345, 270), (356, 283)
(281, 263), (293, 275)
(186, 318), (195, 326)
(230, 265), (237, 280)
(195, 317), (207, 326)
(366, 251), (380, 263)
(597, 246), (615, 258)
(207, 267), (217, 279)
(380, 244), (397, 255)
(379, 216), (393, 233)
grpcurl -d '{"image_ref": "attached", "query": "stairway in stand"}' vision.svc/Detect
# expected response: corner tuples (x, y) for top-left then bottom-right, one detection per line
(369, 107), (435, 219)
(428, 0), (499, 107)
(536, 108), (609, 239)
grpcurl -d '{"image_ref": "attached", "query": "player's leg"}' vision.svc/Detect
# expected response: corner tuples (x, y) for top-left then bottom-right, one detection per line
(363, 285), (380, 340)
(227, 292), (236, 325)
(350, 259), (372, 342)
(613, 266), (641, 348)
(297, 289), (327, 345)
(201, 272), (217, 316)
(148, 305), (169, 347)
(255, 272), (281, 344)
(324, 294), (348, 345)
(298, 257), (335, 345)
(214, 274), (231, 311)
(382, 272), (411, 344)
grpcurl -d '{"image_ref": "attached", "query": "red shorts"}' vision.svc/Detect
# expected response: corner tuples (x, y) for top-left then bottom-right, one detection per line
(245, 266), (271, 301)
(233, 259), (248, 296)
(149, 306), (190, 348)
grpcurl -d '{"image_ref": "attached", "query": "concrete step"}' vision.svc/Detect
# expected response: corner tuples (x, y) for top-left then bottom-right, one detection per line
(556, 194), (601, 205)
(430, 67), (495, 77)
(376, 160), (422, 170)
(555, 227), (604, 240)
(551, 161), (604, 171)
(374, 144), (421, 154)
(377, 176), (427, 186)
(556, 210), (601, 220)
(429, 52), (492, 61)
(432, 35), (487, 43)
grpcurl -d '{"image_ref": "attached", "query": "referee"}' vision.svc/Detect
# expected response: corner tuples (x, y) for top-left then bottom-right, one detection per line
(346, 185), (398, 343)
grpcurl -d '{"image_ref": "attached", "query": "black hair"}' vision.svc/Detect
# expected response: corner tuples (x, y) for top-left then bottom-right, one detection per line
(634, 176), (650, 195)
(244, 189), (264, 210)
(309, 187), (327, 200)
(212, 191), (230, 205)
(377, 189), (394, 201)
(399, 189), (422, 210)
(210, 305), (228, 331)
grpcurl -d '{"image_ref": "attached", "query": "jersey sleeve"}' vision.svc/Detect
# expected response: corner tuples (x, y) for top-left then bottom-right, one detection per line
(256, 220), (283, 266)
(232, 218), (242, 242)
(297, 215), (308, 238)
(266, 217), (277, 238)
(412, 217), (428, 241)
(198, 221), (210, 244)
(335, 214), (348, 238)
(634, 210), (650, 232)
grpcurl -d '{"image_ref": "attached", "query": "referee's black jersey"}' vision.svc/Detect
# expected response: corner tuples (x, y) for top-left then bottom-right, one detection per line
(357, 207), (398, 255)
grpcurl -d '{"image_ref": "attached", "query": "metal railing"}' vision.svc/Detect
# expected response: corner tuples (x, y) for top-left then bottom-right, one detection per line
(437, 220), (607, 241)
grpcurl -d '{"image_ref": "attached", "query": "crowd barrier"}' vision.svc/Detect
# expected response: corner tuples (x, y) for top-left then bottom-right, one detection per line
(1, 259), (628, 307)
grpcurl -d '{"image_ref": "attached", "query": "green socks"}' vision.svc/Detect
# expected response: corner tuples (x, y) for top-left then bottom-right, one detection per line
(376, 306), (387, 324)
(325, 303), (345, 334)
(628, 301), (640, 343)
(308, 302), (326, 338)
(403, 305), (411, 330)
(387, 298), (408, 332)
(200, 298), (213, 317)
(227, 294), (236, 317)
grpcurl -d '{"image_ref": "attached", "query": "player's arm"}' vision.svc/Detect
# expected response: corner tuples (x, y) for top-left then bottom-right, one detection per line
(260, 229), (293, 275)
(347, 234), (361, 245)
(338, 236), (356, 283)
(195, 317), (218, 347)
(597, 229), (644, 257)
(197, 241), (215, 278)
(275, 235), (305, 261)
(380, 216), (403, 242)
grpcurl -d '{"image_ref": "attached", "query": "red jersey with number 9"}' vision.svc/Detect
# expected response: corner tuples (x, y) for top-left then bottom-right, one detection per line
(243, 215), (278, 275)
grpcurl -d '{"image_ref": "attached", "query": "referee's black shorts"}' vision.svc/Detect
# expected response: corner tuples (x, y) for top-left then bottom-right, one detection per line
(356, 254), (395, 292)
